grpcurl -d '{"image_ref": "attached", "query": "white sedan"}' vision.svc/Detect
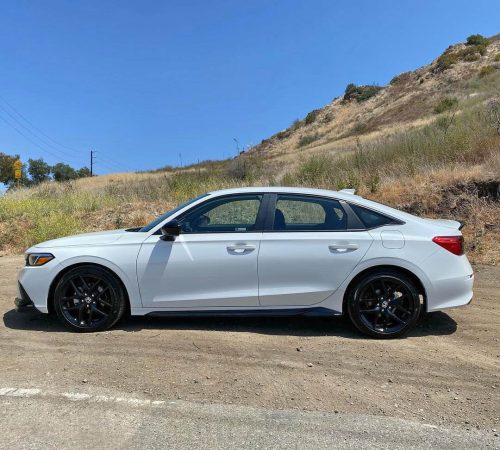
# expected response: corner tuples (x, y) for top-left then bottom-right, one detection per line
(16, 187), (473, 338)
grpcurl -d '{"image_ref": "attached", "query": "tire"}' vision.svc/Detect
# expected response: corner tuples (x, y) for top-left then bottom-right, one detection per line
(347, 270), (422, 339)
(53, 265), (127, 332)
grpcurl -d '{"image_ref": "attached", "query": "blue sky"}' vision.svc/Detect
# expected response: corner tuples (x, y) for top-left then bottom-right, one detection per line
(0, 0), (499, 174)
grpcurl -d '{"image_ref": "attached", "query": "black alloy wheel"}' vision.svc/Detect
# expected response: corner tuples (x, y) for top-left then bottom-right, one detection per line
(347, 270), (421, 338)
(54, 265), (126, 332)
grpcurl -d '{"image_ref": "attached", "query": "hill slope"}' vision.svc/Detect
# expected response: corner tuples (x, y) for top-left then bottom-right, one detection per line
(246, 34), (500, 170)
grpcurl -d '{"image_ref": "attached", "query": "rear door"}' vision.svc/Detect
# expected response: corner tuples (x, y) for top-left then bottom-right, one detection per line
(258, 194), (373, 307)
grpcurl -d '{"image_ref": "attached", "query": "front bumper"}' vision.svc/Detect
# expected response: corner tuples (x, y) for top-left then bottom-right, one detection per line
(15, 282), (35, 312)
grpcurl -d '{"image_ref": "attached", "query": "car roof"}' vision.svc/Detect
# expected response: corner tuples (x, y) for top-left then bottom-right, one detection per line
(207, 186), (363, 202)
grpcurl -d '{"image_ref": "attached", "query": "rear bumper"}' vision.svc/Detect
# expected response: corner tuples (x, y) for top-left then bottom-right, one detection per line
(427, 272), (474, 312)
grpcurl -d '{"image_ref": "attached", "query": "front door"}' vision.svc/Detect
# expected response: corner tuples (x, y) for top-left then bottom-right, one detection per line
(258, 194), (373, 306)
(137, 194), (264, 308)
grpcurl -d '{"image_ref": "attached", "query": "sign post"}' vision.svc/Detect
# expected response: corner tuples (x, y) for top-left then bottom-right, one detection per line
(13, 159), (22, 187)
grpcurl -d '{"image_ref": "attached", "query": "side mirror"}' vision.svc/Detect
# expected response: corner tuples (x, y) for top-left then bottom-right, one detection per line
(160, 220), (180, 241)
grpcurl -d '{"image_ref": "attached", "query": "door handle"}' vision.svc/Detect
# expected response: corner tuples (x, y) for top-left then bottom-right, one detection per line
(227, 244), (256, 255)
(329, 243), (359, 253)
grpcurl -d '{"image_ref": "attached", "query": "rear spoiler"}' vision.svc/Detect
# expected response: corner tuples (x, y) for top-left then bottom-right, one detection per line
(424, 218), (465, 230)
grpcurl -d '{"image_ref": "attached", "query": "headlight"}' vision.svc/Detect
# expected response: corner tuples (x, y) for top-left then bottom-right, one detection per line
(26, 253), (55, 266)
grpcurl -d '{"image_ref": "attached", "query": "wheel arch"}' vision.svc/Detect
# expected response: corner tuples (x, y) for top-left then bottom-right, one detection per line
(341, 264), (427, 314)
(47, 262), (131, 315)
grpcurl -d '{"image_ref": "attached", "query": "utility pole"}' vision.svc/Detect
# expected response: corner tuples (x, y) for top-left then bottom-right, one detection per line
(90, 150), (96, 176)
(233, 138), (240, 156)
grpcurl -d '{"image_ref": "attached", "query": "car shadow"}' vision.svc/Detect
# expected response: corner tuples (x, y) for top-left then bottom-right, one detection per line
(3, 308), (457, 339)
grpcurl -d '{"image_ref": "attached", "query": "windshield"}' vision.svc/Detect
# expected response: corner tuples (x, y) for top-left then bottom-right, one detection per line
(138, 193), (209, 232)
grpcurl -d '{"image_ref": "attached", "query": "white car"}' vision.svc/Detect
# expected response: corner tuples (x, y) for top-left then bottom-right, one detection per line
(15, 187), (473, 338)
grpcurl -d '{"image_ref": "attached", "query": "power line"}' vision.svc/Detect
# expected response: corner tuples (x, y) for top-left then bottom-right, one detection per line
(0, 105), (85, 165)
(0, 113), (79, 165)
(96, 153), (134, 172)
(0, 94), (135, 174)
(0, 94), (85, 158)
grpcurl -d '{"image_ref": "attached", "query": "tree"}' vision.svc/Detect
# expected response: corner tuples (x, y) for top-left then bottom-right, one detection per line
(0, 152), (20, 185)
(52, 162), (78, 182)
(28, 158), (51, 184)
(77, 166), (91, 178)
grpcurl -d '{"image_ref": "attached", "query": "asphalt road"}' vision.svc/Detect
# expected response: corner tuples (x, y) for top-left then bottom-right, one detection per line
(1, 387), (498, 449)
(0, 256), (499, 449)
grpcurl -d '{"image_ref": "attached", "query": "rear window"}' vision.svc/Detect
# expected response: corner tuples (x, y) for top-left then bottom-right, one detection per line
(350, 204), (397, 228)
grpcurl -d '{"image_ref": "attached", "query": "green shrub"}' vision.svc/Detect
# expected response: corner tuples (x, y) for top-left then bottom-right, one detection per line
(479, 65), (495, 78)
(495, 54), (500, 62)
(322, 112), (334, 123)
(275, 130), (291, 140)
(434, 97), (458, 114)
(435, 52), (458, 72)
(466, 34), (489, 47)
(460, 46), (481, 62)
(390, 72), (412, 85)
(343, 83), (383, 102)
(297, 133), (321, 148)
(305, 109), (320, 125)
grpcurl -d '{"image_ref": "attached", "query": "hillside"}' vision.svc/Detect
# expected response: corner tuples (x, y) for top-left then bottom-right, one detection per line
(0, 34), (499, 263)
(246, 34), (500, 170)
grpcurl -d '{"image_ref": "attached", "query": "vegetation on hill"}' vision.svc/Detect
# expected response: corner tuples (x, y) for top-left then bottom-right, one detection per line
(343, 83), (383, 103)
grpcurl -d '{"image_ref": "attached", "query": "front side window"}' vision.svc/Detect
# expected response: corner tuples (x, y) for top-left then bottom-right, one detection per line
(179, 195), (263, 233)
(272, 195), (346, 231)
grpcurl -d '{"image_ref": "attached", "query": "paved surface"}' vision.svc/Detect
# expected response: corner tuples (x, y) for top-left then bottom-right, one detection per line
(0, 255), (499, 448)
(1, 387), (498, 449)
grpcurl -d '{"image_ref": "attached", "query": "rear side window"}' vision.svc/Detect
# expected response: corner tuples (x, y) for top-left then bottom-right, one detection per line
(273, 195), (347, 231)
(350, 204), (396, 228)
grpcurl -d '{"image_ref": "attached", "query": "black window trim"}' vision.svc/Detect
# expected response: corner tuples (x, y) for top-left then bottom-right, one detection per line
(262, 193), (405, 232)
(154, 193), (269, 235)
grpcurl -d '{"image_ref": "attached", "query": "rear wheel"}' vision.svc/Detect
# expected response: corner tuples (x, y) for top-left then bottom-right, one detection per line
(53, 265), (126, 332)
(347, 270), (421, 339)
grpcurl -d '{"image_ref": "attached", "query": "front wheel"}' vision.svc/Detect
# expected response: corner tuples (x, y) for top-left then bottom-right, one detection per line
(53, 265), (126, 332)
(347, 270), (422, 339)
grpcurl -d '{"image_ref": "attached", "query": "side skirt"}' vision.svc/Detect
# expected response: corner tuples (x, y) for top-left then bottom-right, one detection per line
(144, 307), (341, 318)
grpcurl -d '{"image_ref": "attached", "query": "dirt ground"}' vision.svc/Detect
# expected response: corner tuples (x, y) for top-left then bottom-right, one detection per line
(0, 255), (498, 435)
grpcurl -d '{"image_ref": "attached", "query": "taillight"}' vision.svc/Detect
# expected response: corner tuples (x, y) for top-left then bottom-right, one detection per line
(432, 236), (464, 256)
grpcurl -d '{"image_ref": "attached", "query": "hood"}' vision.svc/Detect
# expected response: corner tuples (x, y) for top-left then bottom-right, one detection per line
(34, 229), (128, 248)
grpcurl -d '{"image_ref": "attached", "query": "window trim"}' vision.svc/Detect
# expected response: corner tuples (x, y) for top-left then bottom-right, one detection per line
(156, 193), (268, 235)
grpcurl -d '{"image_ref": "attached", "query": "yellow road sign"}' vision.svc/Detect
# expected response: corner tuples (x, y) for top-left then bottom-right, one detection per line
(14, 159), (22, 170)
(15, 169), (22, 179)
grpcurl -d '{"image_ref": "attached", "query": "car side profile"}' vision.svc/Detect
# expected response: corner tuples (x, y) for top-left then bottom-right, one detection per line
(15, 187), (474, 338)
